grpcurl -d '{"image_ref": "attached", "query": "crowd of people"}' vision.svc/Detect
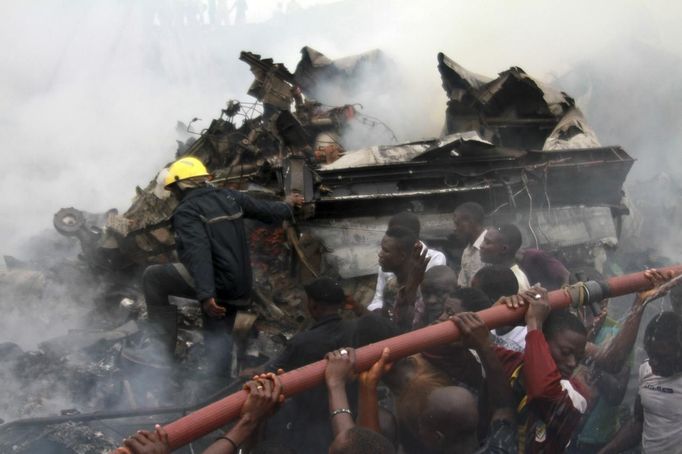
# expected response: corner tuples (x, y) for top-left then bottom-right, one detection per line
(116, 157), (682, 453)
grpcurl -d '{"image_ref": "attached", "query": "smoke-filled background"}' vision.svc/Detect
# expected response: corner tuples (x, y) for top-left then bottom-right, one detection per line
(0, 0), (680, 431)
(3, 0), (682, 258)
(0, 0), (679, 352)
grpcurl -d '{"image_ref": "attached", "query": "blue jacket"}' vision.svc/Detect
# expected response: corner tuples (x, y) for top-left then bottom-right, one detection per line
(172, 186), (293, 302)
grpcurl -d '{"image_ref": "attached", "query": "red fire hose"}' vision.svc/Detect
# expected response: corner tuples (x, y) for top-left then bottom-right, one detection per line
(115, 265), (682, 452)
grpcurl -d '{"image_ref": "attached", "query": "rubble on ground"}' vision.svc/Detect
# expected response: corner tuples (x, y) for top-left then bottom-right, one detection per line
(0, 46), (652, 451)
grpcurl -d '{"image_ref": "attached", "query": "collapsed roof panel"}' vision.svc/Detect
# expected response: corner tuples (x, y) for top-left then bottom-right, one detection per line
(543, 107), (601, 150)
(438, 52), (597, 151)
(294, 46), (390, 98)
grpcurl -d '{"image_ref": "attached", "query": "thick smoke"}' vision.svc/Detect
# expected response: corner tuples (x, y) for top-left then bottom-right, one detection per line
(1, 0), (681, 427)
(3, 0), (681, 253)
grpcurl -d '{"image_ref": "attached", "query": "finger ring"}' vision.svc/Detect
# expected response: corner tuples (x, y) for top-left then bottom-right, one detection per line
(257, 385), (264, 390)
(534, 294), (541, 300)
(340, 349), (348, 356)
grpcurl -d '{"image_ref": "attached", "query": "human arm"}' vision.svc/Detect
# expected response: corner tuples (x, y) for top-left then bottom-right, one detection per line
(120, 425), (169, 454)
(592, 364), (630, 406)
(517, 287), (588, 428)
(393, 244), (430, 330)
(228, 189), (301, 224)
(357, 347), (392, 433)
(202, 374), (284, 454)
(597, 394), (643, 454)
(367, 269), (387, 312)
(452, 312), (516, 423)
(325, 348), (357, 438)
(591, 269), (674, 373)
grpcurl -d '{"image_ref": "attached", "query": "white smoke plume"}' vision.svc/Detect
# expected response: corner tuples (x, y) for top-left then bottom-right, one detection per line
(0, 0), (680, 433)
(2, 0), (681, 254)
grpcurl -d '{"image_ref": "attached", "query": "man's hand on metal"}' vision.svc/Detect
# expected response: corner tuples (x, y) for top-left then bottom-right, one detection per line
(202, 297), (227, 318)
(636, 268), (676, 306)
(523, 287), (551, 331)
(451, 312), (491, 351)
(119, 424), (170, 454)
(324, 347), (357, 388)
(285, 192), (305, 208)
(241, 373), (285, 420)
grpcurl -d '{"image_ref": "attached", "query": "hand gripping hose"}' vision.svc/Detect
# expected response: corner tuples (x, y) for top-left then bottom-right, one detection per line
(113, 265), (682, 452)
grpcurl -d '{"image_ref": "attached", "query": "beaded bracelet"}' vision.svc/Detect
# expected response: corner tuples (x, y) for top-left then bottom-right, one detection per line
(217, 435), (239, 451)
(330, 408), (353, 418)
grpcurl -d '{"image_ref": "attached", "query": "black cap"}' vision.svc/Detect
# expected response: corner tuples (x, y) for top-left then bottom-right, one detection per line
(304, 277), (346, 306)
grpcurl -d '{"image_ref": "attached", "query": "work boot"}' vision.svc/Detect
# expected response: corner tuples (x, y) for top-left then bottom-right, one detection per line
(121, 305), (178, 369)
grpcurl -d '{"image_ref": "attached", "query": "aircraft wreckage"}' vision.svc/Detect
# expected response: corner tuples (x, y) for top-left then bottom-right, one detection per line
(1, 47), (634, 452)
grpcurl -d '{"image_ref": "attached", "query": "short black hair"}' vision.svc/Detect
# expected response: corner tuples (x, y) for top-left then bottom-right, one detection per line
(454, 202), (485, 224)
(644, 311), (682, 352)
(345, 426), (395, 454)
(543, 309), (588, 340)
(388, 212), (421, 237)
(452, 287), (492, 312)
(385, 226), (418, 255)
(496, 224), (523, 254)
(473, 265), (519, 302)
(304, 277), (346, 306)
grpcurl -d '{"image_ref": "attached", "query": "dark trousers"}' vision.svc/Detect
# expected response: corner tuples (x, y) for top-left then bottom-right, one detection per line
(142, 263), (236, 375)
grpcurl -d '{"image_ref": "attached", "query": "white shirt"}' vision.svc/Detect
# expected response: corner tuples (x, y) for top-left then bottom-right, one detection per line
(457, 229), (487, 287)
(495, 325), (528, 350)
(639, 360), (682, 453)
(493, 265), (530, 348)
(367, 242), (447, 311)
(511, 264), (531, 291)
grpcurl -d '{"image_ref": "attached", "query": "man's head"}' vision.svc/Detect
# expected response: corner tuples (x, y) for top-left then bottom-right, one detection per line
(163, 156), (210, 195)
(378, 226), (418, 274)
(543, 309), (587, 379)
(422, 266), (457, 323)
(388, 211), (421, 238)
(479, 224), (523, 265)
(453, 202), (485, 244)
(669, 284), (682, 318)
(433, 287), (492, 324)
(417, 386), (479, 453)
(304, 277), (346, 319)
(329, 426), (395, 454)
(471, 265), (519, 303)
(644, 311), (682, 377)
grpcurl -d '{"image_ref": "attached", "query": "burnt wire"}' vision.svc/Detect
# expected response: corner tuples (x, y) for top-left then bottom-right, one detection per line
(353, 112), (399, 143)
(522, 171), (540, 248)
(489, 185), (525, 215)
(317, 102), (399, 143)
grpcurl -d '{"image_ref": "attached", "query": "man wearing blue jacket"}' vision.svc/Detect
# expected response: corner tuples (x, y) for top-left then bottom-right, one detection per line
(124, 156), (303, 367)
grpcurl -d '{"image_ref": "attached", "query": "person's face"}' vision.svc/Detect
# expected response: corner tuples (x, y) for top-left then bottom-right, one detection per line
(378, 236), (406, 273)
(422, 278), (456, 324)
(453, 211), (477, 243)
(547, 329), (586, 379)
(437, 298), (464, 323)
(479, 229), (506, 264)
(646, 340), (681, 377)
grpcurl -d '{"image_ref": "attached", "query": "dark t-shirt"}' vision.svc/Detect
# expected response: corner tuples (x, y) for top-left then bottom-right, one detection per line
(265, 313), (393, 454)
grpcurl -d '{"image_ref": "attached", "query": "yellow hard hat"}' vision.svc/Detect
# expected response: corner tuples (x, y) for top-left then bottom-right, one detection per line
(164, 156), (210, 189)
